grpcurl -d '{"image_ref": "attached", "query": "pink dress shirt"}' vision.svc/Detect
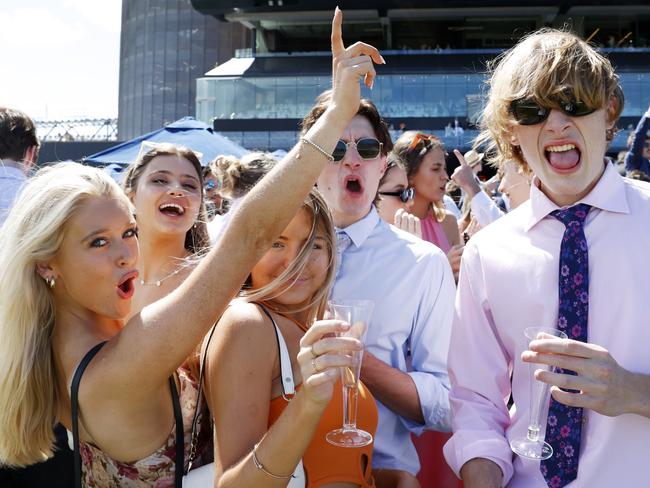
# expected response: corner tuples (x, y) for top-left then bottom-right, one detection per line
(444, 163), (650, 487)
(421, 214), (452, 254)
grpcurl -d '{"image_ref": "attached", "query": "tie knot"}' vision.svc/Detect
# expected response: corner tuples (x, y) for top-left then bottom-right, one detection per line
(336, 230), (352, 251)
(550, 203), (591, 228)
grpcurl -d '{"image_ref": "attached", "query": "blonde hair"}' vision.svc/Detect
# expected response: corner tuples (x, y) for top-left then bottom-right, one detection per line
(241, 188), (336, 324)
(0, 162), (128, 467)
(476, 28), (624, 172)
(210, 152), (276, 200)
(392, 131), (448, 222)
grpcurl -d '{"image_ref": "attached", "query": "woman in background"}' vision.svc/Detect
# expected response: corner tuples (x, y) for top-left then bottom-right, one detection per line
(392, 132), (463, 278)
(375, 154), (421, 238)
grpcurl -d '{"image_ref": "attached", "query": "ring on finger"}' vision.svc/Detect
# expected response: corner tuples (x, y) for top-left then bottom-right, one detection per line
(310, 344), (317, 359)
(312, 358), (320, 373)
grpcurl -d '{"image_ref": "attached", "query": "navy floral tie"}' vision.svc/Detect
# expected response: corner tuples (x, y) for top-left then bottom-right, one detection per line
(541, 203), (591, 487)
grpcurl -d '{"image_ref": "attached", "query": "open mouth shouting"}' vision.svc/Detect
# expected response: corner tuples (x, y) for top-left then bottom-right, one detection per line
(158, 202), (186, 217)
(544, 142), (581, 173)
(117, 271), (138, 299)
(344, 175), (364, 197)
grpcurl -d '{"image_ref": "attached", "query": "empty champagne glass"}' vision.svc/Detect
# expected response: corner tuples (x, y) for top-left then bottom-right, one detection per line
(326, 299), (374, 448)
(510, 327), (568, 460)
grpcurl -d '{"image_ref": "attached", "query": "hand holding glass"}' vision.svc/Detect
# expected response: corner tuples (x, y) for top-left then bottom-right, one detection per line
(510, 327), (568, 460)
(326, 300), (374, 448)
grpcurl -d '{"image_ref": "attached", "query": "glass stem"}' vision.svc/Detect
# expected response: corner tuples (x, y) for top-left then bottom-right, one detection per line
(342, 384), (359, 430)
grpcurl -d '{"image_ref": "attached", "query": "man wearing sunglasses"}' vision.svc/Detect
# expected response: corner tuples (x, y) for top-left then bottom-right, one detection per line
(624, 104), (650, 178)
(302, 90), (455, 485)
(445, 29), (650, 488)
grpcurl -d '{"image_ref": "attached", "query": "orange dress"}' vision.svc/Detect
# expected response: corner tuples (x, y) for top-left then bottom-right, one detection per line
(263, 305), (378, 487)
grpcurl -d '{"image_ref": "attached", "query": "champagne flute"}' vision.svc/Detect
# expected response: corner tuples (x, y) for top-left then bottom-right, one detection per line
(510, 327), (568, 460)
(325, 299), (374, 448)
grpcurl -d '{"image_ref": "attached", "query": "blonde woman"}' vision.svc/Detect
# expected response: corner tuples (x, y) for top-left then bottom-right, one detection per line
(206, 189), (377, 487)
(0, 10), (384, 484)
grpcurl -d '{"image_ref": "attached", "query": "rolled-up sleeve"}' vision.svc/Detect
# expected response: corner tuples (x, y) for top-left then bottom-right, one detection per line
(401, 252), (456, 435)
(443, 242), (514, 485)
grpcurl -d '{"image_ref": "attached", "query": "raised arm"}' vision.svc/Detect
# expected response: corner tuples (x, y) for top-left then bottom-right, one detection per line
(100, 8), (385, 394)
(624, 107), (650, 173)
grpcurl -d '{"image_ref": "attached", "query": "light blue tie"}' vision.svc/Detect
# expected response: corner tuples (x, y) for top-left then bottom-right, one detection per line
(334, 230), (352, 281)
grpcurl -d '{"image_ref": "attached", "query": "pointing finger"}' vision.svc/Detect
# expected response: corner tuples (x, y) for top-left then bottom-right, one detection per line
(331, 7), (345, 56)
(454, 149), (469, 168)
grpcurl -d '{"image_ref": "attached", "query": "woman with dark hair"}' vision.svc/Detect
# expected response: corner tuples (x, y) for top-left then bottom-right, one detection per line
(374, 154), (421, 238)
(122, 142), (210, 317)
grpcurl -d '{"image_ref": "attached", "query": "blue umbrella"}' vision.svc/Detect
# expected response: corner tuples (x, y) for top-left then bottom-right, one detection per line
(83, 116), (248, 167)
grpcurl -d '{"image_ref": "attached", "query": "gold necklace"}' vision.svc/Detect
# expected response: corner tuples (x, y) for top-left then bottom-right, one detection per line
(139, 264), (185, 287)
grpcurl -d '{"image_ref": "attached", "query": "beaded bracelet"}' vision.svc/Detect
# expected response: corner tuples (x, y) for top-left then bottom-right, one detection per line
(300, 137), (335, 162)
(252, 442), (295, 480)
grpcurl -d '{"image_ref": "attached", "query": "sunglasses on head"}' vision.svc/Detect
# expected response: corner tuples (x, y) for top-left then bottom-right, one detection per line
(378, 187), (415, 203)
(509, 98), (597, 126)
(408, 133), (440, 151)
(332, 138), (383, 162)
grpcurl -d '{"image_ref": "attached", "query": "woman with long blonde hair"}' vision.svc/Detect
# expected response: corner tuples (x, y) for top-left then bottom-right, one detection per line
(206, 188), (378, 487)
(0, 11), (384, 483)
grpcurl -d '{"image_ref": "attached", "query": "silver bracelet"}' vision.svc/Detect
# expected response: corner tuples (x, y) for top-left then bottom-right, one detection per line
(300, 137), (335, 162)
(252, 442), (295, 480)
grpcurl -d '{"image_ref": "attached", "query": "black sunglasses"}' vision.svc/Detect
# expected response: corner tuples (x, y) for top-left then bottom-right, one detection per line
(510, 98), (597, 126)
(378, 187), (415, 203)
(332, 138), (383, 162)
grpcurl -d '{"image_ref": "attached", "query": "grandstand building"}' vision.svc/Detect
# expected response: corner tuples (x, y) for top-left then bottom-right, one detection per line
(191, 0), (650, 154)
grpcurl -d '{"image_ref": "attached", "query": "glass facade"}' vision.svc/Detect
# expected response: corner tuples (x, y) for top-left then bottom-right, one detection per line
(197, 69), (650, 150)
(197, 73), (490, 122)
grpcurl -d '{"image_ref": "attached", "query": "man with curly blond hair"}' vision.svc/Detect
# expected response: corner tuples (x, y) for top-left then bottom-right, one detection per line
(444, 29), (650, 487)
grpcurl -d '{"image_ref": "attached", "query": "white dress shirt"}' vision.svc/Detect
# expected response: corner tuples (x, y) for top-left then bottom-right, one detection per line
(471, 190), (504, 227)
(444, 163), (650, 486)
(332, 206), (456, 474)
(0, 163), (27, 226)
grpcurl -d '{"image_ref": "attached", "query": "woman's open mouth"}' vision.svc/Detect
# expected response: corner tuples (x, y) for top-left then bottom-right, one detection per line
(159, 202), (186, 217)
(117, 272), (138, 299)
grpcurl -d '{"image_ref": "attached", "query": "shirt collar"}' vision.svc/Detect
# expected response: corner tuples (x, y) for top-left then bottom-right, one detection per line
(0, 161), (26, 178)
(336, 206), (380, 248)
(524, 161), (629, 232)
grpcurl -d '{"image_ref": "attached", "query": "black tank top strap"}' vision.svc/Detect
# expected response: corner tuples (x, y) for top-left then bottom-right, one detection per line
(71, 341), (107, 488)
(70, 342), (184, 488)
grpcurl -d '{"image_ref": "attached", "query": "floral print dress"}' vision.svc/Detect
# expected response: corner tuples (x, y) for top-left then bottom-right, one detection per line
(68, 366), (213, 487)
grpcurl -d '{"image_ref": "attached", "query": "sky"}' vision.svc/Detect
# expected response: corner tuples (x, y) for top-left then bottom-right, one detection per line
(0, 0), (122, 121)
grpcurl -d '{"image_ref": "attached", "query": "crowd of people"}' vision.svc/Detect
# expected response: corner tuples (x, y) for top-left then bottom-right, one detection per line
(2, 8), (650, 488)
